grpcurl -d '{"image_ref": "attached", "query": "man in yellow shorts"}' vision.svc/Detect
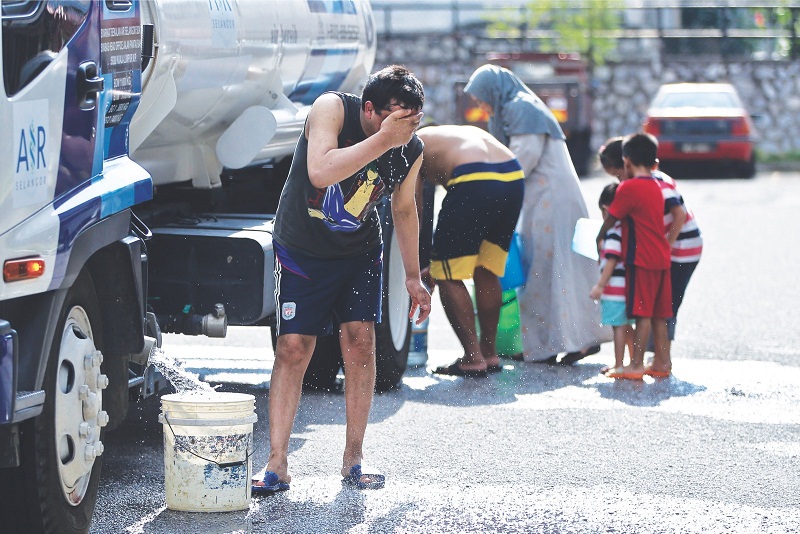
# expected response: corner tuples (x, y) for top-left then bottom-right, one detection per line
(417, 125), (524, 377)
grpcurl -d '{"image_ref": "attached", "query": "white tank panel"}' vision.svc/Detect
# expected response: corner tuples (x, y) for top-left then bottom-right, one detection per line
(130, 0), (376, 186)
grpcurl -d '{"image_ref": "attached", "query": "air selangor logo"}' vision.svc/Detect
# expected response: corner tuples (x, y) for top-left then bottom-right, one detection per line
(13, 99), (50, 208)
(17, 122), (46, 172)
(208, 0), (236, 48)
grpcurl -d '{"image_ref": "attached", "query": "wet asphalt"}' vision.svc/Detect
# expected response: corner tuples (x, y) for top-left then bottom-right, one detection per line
(91, 171), (800, 533)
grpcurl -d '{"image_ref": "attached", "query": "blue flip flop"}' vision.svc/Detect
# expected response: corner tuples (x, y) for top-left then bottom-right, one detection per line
(251, 470), (290, 495)
(342, 464), (385, 490)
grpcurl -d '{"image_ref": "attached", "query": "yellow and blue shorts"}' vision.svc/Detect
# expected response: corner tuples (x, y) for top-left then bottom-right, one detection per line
(430, 159), (524, 281)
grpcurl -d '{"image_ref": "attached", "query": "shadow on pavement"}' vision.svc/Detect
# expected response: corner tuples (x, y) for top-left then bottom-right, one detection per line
(393, 358), (707, 409)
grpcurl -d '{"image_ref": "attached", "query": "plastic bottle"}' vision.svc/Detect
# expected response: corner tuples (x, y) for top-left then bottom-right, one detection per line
(407, 316), (429, 367)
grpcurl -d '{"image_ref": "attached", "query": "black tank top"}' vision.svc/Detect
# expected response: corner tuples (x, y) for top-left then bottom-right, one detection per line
(273, 92), (423, 258)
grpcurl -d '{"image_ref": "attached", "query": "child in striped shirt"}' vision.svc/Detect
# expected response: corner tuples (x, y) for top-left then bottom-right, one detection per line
(599, 137), (703, 348)
(652, 170), (702, 342)
(589, 182), (634, 374)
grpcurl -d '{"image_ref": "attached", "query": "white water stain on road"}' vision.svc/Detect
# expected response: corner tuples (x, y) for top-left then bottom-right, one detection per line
(247, 478), (800, 534)
(495, 359), (800, 426)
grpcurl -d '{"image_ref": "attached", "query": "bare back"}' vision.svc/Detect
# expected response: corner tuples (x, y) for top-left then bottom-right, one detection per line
(417, 125), (516, 187)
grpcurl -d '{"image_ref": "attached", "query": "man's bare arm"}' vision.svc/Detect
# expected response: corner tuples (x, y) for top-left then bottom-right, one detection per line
(391, 153), (431, 323)
(305, 94), (422, 189)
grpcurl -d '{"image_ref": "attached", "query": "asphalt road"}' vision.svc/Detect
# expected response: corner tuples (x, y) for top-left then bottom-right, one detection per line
(91, 170), (800, 533)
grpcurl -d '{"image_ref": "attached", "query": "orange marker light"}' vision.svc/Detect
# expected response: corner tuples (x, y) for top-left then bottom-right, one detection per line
(3, 258), (46, 282)
(551, 108), (568, 123)
(465, 107), (490, 123)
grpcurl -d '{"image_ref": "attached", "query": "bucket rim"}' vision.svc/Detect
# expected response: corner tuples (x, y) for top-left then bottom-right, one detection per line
(161, 392), (256, 404)
(159, 413), (258, 426)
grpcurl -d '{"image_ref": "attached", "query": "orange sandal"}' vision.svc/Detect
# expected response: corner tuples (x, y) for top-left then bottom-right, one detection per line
(606, 368), (645, 380)
(644, 367), (671, 378)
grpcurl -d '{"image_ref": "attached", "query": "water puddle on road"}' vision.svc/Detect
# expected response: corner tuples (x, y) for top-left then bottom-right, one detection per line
(148, 346), (216, 393)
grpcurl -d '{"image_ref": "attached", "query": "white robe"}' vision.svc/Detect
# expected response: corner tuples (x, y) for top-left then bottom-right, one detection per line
(510, 133), (611, 361)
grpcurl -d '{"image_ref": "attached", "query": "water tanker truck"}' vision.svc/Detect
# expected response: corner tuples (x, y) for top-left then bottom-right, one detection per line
(0, 1), (411, 532)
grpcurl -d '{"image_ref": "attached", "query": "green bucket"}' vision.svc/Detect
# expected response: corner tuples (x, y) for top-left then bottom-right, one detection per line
(469, 285), (523, 358)
(496, 289), (523, 357)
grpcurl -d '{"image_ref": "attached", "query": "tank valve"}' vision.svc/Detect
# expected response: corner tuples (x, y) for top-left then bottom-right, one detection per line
(155, 304), (227, 337)
(202, 304), (227, 338)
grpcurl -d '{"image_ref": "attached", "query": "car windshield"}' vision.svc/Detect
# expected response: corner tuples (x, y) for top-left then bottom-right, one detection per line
(656, 91), (738, 109)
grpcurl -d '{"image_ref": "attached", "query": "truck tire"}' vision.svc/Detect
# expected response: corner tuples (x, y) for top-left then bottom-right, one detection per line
(374, 201), (411, 392)
(1, 272), (108, 533)
(303, 333), (343, 392)
(566, 129), (592, 177)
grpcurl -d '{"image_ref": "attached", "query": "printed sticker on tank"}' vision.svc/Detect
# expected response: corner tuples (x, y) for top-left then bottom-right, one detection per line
(208, 0), (236, 48)
(13, 100), (50, 208)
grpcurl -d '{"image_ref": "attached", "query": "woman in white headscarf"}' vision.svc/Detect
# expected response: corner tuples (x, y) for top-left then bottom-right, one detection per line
(464, 65), (610, 363)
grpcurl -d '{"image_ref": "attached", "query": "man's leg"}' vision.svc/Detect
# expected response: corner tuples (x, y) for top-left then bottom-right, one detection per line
(437, 279), (486, 370)
(262, 333), (316, 484)
(473, 266), (501, 368)
(338, 321), (380, 482)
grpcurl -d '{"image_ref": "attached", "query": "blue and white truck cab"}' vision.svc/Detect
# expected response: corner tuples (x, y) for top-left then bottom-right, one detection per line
(0, 2), (411, 532)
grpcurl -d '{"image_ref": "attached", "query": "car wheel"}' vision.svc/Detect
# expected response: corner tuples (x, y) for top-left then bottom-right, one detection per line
(739, 154), (756, 178)
(0, 271), (108, 533)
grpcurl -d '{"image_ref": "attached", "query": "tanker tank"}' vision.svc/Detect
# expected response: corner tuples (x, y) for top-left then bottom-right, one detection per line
(129, 0), (377, 187)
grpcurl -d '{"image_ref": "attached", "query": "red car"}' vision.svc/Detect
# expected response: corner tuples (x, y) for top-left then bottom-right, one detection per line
(643, 83), (757, 178)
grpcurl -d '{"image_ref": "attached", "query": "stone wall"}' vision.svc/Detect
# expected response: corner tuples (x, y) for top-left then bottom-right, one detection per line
(377, 34), (800, 155)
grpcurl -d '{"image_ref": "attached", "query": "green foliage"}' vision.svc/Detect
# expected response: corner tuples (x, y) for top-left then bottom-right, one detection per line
(756, 148), (800, 164)
(488, 0), (624, 67)
(773, 3), (800, 58)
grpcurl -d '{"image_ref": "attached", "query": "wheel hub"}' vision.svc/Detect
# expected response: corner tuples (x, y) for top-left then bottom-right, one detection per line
(387, 231), (410, 351)
(54, 306), (108, 505)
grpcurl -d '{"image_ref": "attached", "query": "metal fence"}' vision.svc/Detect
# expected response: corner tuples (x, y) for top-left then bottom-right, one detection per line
(372, 1), (800, 60)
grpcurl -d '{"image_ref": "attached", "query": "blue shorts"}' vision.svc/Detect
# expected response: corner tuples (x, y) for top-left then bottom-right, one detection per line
(273, 242), (383, 336)
(601, 299), (634, 327)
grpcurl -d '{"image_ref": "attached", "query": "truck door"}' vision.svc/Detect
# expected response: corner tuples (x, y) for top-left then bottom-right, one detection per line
(2, 1), (100, 205)
(1, 0), (101, 295)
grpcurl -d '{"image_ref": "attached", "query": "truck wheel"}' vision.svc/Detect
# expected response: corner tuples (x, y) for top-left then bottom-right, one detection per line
(566, 129), (592, 177)
(303, 333), (343, 392)
(4, 272), (108, 533)
(374, 203), (411, 392)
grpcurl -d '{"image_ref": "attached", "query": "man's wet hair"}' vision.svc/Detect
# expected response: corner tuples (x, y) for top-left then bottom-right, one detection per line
(599, 181), (618, 209)
(362, 65), (424, 113)
(599, 137), (624, 170)
(622, 132), (658, 168)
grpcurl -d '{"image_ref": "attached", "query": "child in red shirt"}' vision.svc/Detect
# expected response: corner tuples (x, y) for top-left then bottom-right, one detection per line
(595, 133), (672, 380)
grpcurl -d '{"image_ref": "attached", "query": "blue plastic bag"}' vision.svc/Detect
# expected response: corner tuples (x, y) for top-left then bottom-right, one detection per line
(500, 232), (526, 291)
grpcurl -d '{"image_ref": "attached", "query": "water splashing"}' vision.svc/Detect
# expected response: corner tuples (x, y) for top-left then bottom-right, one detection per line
(148, 346), (216, 393)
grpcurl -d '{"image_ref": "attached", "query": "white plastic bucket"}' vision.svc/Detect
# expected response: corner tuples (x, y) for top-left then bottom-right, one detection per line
(159, 392), (257, 512)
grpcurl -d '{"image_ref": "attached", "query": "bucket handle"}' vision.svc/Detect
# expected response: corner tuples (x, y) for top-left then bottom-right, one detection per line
(162, 412), (257, 469)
